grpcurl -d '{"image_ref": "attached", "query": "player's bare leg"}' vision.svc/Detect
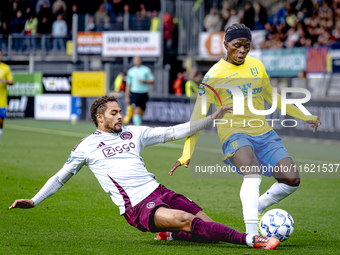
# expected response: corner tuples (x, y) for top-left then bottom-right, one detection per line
(157, 210), (215, 241)
(132, 106), (143, 126)
(232, 146), (262, 234)
(258, 157), (300, 215)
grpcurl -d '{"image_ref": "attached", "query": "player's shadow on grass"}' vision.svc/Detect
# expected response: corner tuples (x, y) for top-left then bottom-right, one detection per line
(146, 240), (255, 250)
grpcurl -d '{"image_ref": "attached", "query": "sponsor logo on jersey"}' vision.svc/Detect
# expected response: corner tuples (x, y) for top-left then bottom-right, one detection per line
(250, 67), (258, 77)
(120, 132), (133, 140)
(226, 73), (239, 78)
(97, 142), (106, 148)
(225, 83), (262, 99)
(146, 201), (155, 209)
(102, 142), (136, 157)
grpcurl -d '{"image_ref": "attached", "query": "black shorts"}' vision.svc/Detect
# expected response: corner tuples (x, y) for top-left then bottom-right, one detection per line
(130, 92), (148, 111)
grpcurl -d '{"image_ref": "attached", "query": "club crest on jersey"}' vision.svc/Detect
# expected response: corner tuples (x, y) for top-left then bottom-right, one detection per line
(120, 132), (133, 140)
(250, 67), (258, 77)
(146, 201), (155, 209)
(231, 140), (239, 149)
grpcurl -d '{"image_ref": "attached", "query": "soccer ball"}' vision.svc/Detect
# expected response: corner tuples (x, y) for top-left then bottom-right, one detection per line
(260, 209), (294, 241)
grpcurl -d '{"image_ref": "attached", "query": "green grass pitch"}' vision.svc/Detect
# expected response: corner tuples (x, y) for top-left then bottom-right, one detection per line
(1, 119), (339, 254)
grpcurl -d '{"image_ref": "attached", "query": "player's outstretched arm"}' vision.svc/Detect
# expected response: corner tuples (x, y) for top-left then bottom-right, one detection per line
(263, 83), (320, 132)
(9, 168), (73, 210)
(169, 106), (233, 176)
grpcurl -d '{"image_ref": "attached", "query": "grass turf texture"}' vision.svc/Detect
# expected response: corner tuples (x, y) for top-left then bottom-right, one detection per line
(1, 119), (340, 254)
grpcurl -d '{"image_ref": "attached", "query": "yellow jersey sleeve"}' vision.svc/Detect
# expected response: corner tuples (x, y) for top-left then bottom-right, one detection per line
(178, 96), (211, 164)
(178, 75), (216, 164)
(5, 66), (13, 82)
(262, 68), (317, 122)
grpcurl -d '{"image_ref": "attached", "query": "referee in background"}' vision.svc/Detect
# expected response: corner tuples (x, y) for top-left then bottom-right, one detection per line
(125, 56), (155, 126)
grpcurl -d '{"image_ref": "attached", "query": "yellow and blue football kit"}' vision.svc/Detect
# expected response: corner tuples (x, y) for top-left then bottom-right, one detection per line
(0, 62), (13, 119)
(179, 56), (318, 176)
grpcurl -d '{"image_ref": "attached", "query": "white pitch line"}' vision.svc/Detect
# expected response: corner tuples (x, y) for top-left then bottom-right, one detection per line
(6, 124), (340, 164)
(6, 124), (88, 138)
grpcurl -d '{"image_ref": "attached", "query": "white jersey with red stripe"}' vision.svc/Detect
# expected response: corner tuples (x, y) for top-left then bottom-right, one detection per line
(61, 126), (164, 215)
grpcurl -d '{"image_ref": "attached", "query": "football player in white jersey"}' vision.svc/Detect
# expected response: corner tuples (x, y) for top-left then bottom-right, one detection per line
(9, 96), (279, 250)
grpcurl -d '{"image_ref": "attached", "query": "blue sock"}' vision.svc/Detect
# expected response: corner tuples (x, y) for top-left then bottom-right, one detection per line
(133, 114), (142, 126)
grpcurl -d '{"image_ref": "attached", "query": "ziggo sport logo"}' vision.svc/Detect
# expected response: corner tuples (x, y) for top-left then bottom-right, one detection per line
(199, 82), (312, 128)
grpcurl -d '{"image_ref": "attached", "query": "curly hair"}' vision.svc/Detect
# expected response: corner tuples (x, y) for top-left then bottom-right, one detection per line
(90, 96), (118, 127)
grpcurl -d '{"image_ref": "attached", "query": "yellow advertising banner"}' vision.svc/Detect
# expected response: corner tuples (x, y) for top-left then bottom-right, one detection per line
(72, 72), (106, 97)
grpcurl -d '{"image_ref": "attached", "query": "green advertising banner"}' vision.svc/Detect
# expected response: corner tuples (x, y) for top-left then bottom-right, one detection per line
(261, 48), (307, 77)
(7, 72), (43, 97)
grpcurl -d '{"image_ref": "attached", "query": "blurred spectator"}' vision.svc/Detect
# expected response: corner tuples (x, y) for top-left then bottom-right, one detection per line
(244, 1), (255, 30)
(163, 12), (174, 50)
(316, 27), (331, 45)
(204, 8), (222, 32)
(131, 9), (150, 30)
(173, 71), (184, 96)
(11, 10), (26, 54)
(97, 16), (114, 31)
(186, 67), (203, 84)
(286, 7), (298, 27)
(150, 10), (159, 31)
(37, 4), (53, 52)
(103, 0), (113, 14)
(67, 4), (78, 32)
(9, 1), (20, 22)
(0, 21), (11, 52)
(220, 1), (230, 31)
(24, 12), (38, 54)
(254, 2), (267, 30)
(54, 1), (67, 21)
(37, 2), (52, 30)
(95, 3), (107, 26)
(285, 27), (299, 47)
(331, 20), (340, 41)
(36, 0), (51, 14)
(52, 0), (67, 16)
(275, 3), (291, 25)
(24, 6), (33, 19)
(124, 4), (130, 14)
(292, 0), (313, 19)
(224, 9), (240, 31)
(51, 14), (67, 55)
(86, 16), (96, 31)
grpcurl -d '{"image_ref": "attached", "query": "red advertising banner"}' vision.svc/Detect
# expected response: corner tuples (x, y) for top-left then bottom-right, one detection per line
(306, 47), (328, 73)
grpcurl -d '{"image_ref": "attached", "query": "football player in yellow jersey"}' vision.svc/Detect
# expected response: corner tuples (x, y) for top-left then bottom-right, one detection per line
(0, 49), (14, 141)
(169, 24), (321, 235)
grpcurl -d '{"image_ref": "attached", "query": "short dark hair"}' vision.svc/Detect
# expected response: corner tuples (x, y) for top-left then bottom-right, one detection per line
(225, 24), (251, 40)
(90, 96), (118, 127)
